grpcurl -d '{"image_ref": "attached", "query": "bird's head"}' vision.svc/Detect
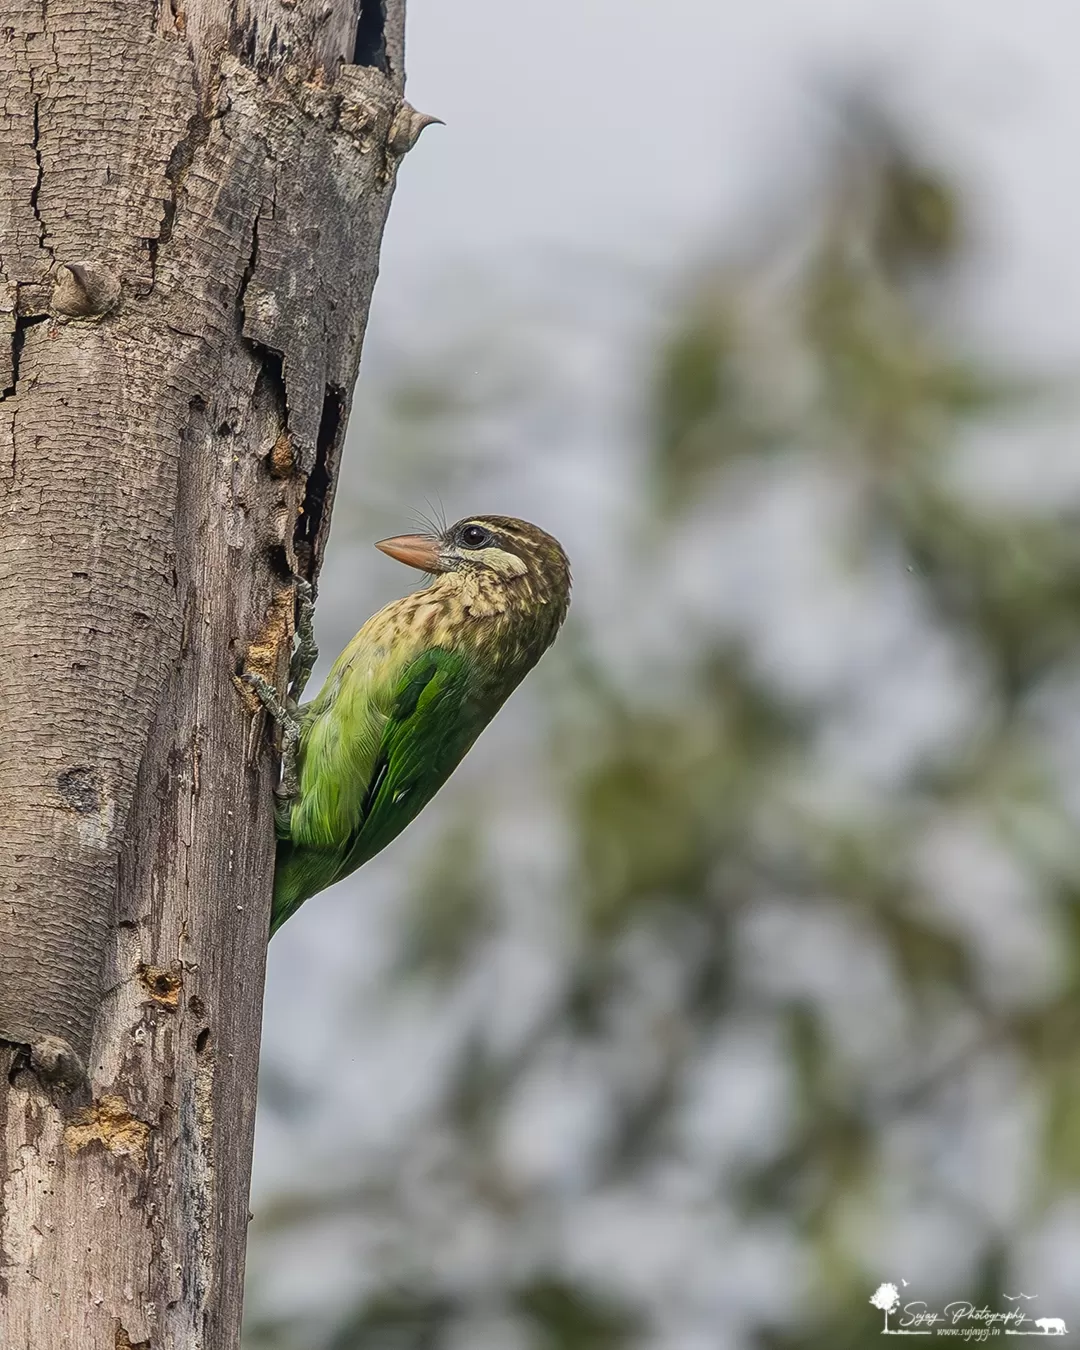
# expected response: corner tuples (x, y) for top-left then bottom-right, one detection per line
(376, 515), (571, 611)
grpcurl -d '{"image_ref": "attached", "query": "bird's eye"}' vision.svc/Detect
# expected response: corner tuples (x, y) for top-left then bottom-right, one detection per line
(459, 524), (492, 548)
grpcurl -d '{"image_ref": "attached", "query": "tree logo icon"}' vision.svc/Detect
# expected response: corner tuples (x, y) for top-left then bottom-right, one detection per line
(870, 1283), (901, 1334)
(868, 1281), (1068, 1336)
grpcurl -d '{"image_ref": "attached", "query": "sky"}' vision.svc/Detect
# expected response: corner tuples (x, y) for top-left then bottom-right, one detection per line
(378, 0), (1080, 366)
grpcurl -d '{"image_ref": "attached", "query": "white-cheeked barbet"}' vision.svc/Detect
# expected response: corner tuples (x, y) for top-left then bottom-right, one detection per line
(269, 515), (571, 935)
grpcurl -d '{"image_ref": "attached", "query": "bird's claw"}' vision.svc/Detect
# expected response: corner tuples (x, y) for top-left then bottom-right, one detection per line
(288, 577), (319, 704)
(242, 670), (292, 724)
(242, 670), (302, 825)
(241, 574), (318, 834)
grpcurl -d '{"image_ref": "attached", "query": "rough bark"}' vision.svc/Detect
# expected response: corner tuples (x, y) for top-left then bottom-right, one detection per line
(0, 1), (420, 1345)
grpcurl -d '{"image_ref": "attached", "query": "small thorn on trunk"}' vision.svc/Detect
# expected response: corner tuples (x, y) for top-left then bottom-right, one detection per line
(388, 103), (444, 157)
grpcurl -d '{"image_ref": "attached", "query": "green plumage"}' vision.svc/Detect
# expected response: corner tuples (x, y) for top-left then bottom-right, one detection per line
(269, 516), (571, 935)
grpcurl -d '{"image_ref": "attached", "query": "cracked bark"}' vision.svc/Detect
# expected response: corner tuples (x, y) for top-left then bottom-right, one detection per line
(0, 1), (418, 1345)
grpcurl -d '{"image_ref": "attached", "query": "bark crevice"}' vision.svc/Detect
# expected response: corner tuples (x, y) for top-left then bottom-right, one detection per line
(0, 313), (48, 399)
(294, 383), (343, 572)
(149, 108), (215, 285)
(28, 92), (45, 255)
(354, 0), (389, 72)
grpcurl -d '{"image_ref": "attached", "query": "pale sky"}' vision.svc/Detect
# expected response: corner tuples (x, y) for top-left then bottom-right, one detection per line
(378, 0), (1080, 365)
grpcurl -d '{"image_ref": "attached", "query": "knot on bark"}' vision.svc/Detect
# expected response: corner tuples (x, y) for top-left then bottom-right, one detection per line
(51, 262), (122, 318)
(30, 1034), (89, 1092)
(57, 765), (102, 813)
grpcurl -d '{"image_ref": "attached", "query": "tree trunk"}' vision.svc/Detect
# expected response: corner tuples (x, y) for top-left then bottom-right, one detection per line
(0, 2), (419, 1344)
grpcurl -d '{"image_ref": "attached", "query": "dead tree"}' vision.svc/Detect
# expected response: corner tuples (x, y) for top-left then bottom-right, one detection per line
(0, 2), (428, 1345)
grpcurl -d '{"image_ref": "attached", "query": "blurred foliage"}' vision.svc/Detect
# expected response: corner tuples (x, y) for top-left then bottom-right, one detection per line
(393, 818), (496, 983)
(246, 107), (1080, 1350)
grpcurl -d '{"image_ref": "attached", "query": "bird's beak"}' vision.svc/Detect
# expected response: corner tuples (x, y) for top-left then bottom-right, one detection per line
(375, 533), (444, 572)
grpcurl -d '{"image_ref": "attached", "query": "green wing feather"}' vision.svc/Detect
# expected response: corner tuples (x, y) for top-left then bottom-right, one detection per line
(271, 646), (485, 934)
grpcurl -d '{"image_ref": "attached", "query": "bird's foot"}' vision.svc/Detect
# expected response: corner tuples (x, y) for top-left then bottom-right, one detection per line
(288, 577), (318, 705)
(241, 671), (302, 828)
(242, 576), (316, 829)
(241, 670), (296, 730)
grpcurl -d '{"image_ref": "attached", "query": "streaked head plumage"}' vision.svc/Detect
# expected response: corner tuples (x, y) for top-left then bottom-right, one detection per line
(376, 514), (571, 609)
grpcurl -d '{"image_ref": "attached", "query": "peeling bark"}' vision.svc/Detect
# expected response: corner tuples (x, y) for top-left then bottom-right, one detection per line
(0, 0), (417, 1344)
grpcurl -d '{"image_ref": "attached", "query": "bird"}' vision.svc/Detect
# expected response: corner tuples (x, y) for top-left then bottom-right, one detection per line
(246, 515), (571, 935)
